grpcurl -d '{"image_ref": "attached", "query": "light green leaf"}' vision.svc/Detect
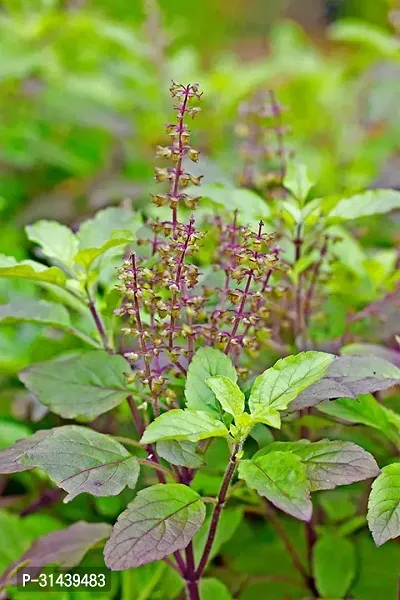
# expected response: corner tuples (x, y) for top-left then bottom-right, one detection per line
(74, 234), (133, 272)
(318, 393), (400, 444)
(238, 451), (312, 521)
(255, 439), (379, 490)
(185, 348), (237, 416)
(329, 20), (400, 57)
(104, 484), (206, 569)
(313, 535), (356, 598)
(193, 184), (269, 220)
(77, 206), (140, 249)
(26, 220), (79, 270)
(328, 189), (400, 223)
(368, 463), (400, 546)
(283, 161), (315, 204)
(156, 439), (204, 468)
(0, 257), (67, 287)
(248, 351), (335, 414)
(21, 426), (139, 503)
(199, 578), (232, 600)
(0, 299), (70, 328)
(141, 410), (229, 444)
(206, 376), (244, 418)
(250, 406), (282, 429)
(19, 350), (131, 420)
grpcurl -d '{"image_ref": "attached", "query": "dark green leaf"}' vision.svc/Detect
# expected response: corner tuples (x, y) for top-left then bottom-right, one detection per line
(19, 350), (131, 420)
(313, 535), (356, 598)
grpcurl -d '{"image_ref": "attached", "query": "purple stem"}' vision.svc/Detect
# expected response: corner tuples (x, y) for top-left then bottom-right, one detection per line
(195, 443), (240, 578)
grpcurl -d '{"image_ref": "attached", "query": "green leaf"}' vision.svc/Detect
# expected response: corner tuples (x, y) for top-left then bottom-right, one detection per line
(206, 376), (244, 418)
(26, 220), (79, 270)
(329, 20), (400, 57)
(19, 350), (131, 420)
(0, 299), (70, 328)
(156, 440), (204, 468)
(199, 578), (232, 600)
(104, 484), (206, 569)
(74, 234), (133, 272)
(368, 463), (400, 546)
(140, 409), (229, 444)
(21, 426), (140, 502)
(238, 451), (312, 521)
(255, 440), (379, 491)
(248, 351), (335, 414)
(0, 257), (67, 287)
(250, 406), (282, 429)
(77, 207), (140, 249)
(313, 535), (356, 598)
(318, 394), (400, 444)
(194, 184), (269, 221)
(283, 161), (315, 204)
(185, 348), (237, 416)
(292, 356), (400, 412)
(328, 189), (400, 223)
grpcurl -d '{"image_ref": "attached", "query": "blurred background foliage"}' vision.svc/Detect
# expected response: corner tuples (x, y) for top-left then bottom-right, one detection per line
(1, 0), (399, 246)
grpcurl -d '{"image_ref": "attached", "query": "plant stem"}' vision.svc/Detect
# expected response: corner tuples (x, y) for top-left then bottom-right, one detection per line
(86, 287), (112, 353)
(184, 542), (200, 600)
(195, 443), (241, 578)
(171, 86), (190, 238)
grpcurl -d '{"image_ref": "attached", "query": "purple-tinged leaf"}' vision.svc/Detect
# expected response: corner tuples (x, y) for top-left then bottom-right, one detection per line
(255, 440), (379, 490)
(21, 426), (140, 502)
(341, 343), (400, 368)
(19, 351), (131, 420)
(0, 430), (51, 474)
(0, 521), (111, 586)
(290, 356), (400, 411)
(238, 451), (312, 521)
(104, 484), (206, 570)
(368, 463), (400, 546)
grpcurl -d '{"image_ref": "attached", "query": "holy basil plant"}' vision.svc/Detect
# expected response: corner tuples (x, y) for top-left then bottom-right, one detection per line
(0, 81), (399, 600)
